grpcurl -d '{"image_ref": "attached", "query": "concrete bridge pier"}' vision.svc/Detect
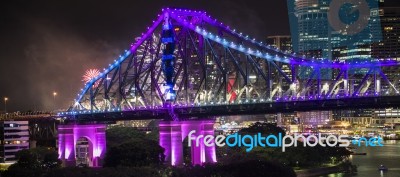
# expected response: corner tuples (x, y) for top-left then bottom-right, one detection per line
(159, 120), (217, 166)
(58, 124), (106, 167)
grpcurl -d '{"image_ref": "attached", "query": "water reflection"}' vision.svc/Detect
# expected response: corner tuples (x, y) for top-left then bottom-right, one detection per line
(320, 141), (400, 177)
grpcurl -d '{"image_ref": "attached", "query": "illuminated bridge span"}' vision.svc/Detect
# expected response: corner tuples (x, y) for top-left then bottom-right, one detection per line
(57, 8), (400, 167)
(60, 8), (400, 121)
(0, 111), (55, 120)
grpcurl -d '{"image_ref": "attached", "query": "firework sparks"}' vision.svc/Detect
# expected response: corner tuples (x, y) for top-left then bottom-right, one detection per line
(82, 69), (101, 84)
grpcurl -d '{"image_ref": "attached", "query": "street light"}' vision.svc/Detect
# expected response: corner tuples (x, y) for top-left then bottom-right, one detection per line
(53, 92), (57, 111)
(4, 97), (8, 113)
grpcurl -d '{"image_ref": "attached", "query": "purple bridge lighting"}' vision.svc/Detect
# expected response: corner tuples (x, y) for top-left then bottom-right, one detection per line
(160, 120), (216, 166)
(58, 121), (217, 167)
(56, 8), (400, 167)
(59, 8), (400, 120)
(58, 124), (106, 167)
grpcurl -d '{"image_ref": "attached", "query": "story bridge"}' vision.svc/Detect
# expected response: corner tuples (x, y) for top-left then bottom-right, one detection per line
(58, 9), (400, 121)
(52, 8), (400, 167)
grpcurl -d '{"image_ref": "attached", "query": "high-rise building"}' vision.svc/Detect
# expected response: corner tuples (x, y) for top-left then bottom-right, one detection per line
(0, 121), (29, 164)
(266, 35), (293, 53)
(288, 0), (382, 62)
(332, 3), (400, 126)
(289, 0), (336, 79)
(372, 6), (400, 126)
(288, 0), (387, 124)
(266, 36), (295, 128)
(266, 35), (293, 76)
(291, 0), (331, 59)
(372, 7), (400, 60)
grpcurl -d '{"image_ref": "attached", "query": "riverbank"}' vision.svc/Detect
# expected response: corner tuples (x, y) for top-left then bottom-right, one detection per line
(295, 163), (356, 177)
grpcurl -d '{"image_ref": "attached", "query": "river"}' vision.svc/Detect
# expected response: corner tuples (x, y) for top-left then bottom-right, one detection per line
(320, 140), (400, 177)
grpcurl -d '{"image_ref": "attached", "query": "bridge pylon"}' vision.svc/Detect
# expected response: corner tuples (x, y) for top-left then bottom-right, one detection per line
(159, 119), (216, 166)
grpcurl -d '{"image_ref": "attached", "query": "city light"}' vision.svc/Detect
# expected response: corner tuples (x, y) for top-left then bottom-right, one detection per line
(4, 97), (8, 113)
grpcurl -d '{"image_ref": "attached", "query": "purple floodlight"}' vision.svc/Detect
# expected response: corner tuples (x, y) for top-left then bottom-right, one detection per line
(58, 124), (106, 167)
(159, 120), (217, 166)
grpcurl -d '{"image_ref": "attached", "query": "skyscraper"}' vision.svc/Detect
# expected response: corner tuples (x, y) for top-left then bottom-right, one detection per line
(266, 35), (293, 77)
(266, 35), (293, 53)
(287, 0), (383, 127)
(372, 7), (400, 60)
(371, 6), (400, 126)
(292, 0), (331, 59)
(288, 0), (382, 61)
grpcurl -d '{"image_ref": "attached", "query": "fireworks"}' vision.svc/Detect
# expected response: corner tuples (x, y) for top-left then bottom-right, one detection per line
(82, 69), (101, 84)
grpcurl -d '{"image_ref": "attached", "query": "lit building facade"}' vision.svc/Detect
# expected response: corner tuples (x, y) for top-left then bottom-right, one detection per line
(0, 121), (29, 164)
(287, 0), (388, 128)
(266, 35), (293, 53)
(291, 0), (331, 59)
(288, 0), (382, 82)
(289, 0), (382, 61)
(372, 7), (400, 60)
(266, 35), (293, 80)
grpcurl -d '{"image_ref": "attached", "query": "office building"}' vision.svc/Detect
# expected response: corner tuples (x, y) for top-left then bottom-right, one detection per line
(372, 7), (400, 60)
(0, 121), (29, 164)
(266, 35), (293, 53)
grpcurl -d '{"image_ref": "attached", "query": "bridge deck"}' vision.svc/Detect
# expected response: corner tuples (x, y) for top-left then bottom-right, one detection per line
(61, 96), (400, 122)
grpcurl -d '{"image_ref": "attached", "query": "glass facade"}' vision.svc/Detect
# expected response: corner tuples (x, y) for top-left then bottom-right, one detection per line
(288, 0), (382, 78)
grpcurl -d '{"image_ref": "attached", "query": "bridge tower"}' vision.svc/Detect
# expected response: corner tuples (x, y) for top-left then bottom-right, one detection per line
(162, 11), (176, 101)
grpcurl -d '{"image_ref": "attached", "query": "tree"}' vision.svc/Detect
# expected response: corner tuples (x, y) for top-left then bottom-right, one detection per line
(3, 147), (61, 177)
(106, 126), (146, 147)
(104, 126), (165, 167)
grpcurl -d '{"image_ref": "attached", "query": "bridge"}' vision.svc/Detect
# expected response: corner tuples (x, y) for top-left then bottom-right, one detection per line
(61, 8), (400, 120)
(55, 8), (400, 167)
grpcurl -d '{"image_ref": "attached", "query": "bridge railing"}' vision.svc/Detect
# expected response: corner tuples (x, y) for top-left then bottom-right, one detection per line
(0, 111), (55, 120)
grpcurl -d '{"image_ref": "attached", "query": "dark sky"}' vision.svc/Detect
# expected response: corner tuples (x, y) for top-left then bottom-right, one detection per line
(0, 0), (399, 111)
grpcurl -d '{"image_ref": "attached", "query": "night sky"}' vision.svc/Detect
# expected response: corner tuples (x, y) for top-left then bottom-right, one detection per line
(1, 0), (399, 111)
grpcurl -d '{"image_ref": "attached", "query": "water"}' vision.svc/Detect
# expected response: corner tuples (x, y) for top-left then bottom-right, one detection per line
(320, 140), (400, 177)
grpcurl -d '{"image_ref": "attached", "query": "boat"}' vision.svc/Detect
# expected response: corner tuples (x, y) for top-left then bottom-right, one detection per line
(378, 165), (388, 171)
(351, 152), (367, 155)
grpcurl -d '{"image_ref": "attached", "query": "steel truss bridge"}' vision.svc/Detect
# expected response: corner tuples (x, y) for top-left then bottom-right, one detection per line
(60, 8), (400, 121)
